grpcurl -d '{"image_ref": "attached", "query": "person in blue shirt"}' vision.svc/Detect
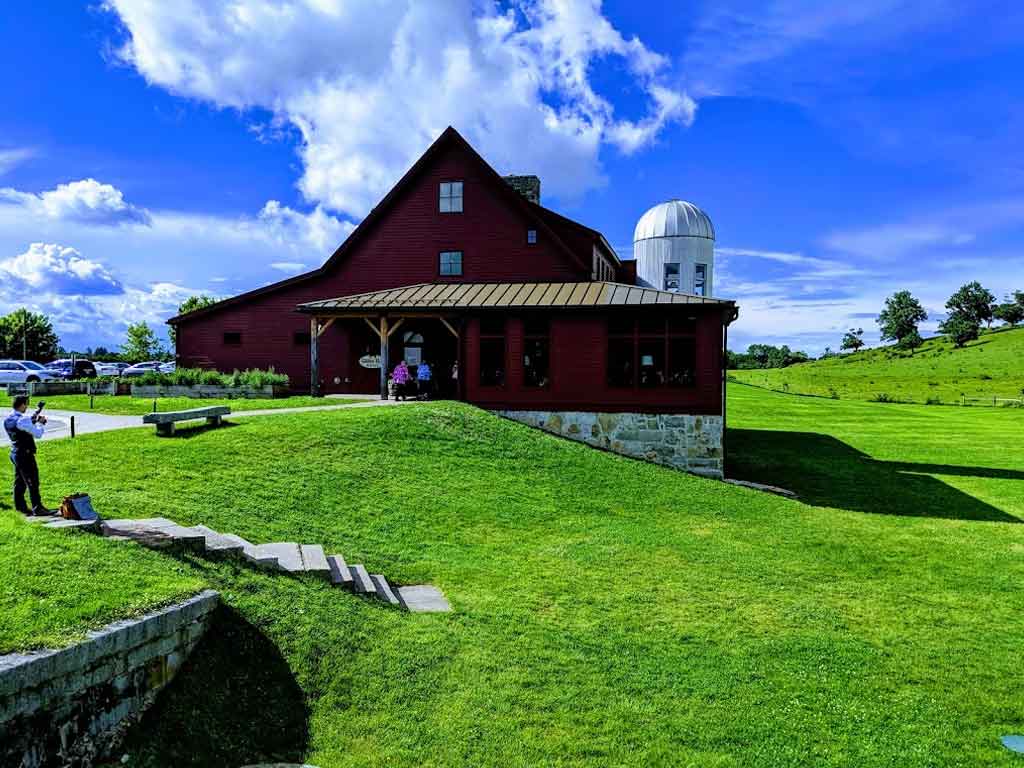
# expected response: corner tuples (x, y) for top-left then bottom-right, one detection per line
(416, 361), (432, 399)
(4, 396), (49, 515)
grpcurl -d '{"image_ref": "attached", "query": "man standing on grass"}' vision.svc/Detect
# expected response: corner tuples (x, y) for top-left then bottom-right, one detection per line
(4, 396), (49, 516)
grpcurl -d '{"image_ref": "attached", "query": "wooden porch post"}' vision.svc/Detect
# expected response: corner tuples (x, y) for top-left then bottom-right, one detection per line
(310, 316), (320, 396)
(379, 315), (389, 399)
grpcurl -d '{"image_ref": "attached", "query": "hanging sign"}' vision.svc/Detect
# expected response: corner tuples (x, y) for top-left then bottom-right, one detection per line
(359, 354), (381, 369)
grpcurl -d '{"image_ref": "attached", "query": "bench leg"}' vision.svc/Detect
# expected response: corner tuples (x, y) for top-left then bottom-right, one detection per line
(156, 422), (175, 437)
(207, 415), (222, 428)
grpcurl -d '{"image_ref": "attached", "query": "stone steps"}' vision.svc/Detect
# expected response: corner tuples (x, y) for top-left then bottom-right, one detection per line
(34, 511), (450, 612)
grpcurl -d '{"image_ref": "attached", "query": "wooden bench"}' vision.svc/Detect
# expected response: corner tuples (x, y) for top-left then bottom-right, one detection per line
(143, 406), (230, 436)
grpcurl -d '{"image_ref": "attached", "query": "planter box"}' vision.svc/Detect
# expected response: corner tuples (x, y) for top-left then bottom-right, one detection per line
(6, 381), (117, 396)
(130, 384), (289, 399)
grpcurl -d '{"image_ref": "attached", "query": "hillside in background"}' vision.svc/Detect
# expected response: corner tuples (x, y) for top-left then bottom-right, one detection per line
(731, 325), (1024, 405)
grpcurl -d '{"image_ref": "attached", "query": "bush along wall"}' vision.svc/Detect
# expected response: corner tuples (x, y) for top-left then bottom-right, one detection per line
(130, 368), (291, 399)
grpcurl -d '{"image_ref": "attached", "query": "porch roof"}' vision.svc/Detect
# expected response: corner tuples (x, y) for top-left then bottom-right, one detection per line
(297, 281), (736, 314)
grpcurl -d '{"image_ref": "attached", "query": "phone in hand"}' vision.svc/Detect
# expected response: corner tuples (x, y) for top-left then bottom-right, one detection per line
(32, 401), (46, 423)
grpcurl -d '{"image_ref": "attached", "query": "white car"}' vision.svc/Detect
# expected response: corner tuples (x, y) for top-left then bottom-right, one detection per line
(95, 362), (129, 377)
(0, 360), (60, 384)
(121, 361), (164, 377)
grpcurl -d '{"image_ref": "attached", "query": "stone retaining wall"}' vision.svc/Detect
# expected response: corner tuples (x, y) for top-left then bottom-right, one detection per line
(0, 590), (219, 768)
(130, 384), (287, 399)
(494, 410), (724, 478)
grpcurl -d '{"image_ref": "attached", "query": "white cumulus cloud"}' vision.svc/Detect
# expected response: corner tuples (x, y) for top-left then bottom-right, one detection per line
(0, 243), (124, 295)
(0, 178), (151, 226)
(104, 0), (693, 215)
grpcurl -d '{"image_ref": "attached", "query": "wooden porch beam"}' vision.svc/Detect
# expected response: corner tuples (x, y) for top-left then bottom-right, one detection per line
(379, 315), (390, 399)
(439, 317), (459, 338)
(363, 317), (382, 339)
(316, 317), (336, 337)
(386, 317), (406, 338)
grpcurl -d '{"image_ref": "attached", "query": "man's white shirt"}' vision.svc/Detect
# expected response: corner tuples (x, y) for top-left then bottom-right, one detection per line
(8, 410), (44, 439)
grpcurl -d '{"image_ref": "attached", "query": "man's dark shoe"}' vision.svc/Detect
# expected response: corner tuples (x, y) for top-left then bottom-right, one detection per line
(29, 507), (56, 517)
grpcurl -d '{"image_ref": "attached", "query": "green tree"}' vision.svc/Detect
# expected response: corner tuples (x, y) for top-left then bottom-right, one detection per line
(169, 295), (217, 346)
(122, 321), (164, 362)
(945, 281), (995, 329)
(939, 312), (979, 347)
(840, 328), (865, 353)
(0, 308), (60, 361)
(994, 299), (1024, 327)
(877, 291), (927, 349)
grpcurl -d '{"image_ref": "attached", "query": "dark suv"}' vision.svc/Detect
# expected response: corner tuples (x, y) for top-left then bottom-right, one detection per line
(46, 359), (99, 380)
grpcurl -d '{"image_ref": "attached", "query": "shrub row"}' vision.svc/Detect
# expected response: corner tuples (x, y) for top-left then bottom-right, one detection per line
(134, 367), (289, 388)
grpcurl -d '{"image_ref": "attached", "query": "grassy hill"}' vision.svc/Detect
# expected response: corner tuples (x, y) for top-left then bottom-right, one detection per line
(730, 325), (1024, 404)
(6, 392), (1020, 767)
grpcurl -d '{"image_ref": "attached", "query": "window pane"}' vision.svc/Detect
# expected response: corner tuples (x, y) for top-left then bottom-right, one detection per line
(223, 332), (242, 345)
(664, 262), (680, 291)
(440, 182), (451, 196)
(638, 339), (665, 387)
(480, 338), (505, 386)
(668, 338), (697, 386)
(440, 196), (451, 213)
(527, 229), (537, 244)
(480, 315), (505, 335)
(607, 338), (634, 387)
(450, 195), (463, 213)
(695, 264), (707, 296)
(293, 331), (311, 345)
(608, 315), (634, 336)
(523, 337), (549, 387)
(451, 181), (462, 195)
(523, 315), (548, 336)
(638, 313), (666, 335)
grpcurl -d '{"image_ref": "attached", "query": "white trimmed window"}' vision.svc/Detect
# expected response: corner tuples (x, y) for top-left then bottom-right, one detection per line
(439, 250), (463, 276)
(439, 181), (463, 213)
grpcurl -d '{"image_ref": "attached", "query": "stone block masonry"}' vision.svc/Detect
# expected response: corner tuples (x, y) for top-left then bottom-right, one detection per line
(0, 590), (219, 768)
(494, 410), (724, 478)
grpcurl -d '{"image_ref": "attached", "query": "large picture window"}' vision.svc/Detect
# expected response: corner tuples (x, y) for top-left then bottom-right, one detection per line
(439, 250), (463, 276)
(479, 316), (505, 386)
(439, 181), (463, 213)
(607, 313), (697, 388)
(522, 316), (549, 387)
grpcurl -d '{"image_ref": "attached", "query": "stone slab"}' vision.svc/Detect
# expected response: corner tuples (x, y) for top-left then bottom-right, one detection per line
(370, 575), (401, 607)
(142, 406), (230, 424)
(299, 544), (331, 580)
(396, 585), (451, 613)
(190, 525), (245, 557)
(43, 519), (100, 532)
(327, 555), (354, 588)
(221, 534), (280, 569)
(253, 542), (304, 573)
(348, 564), (376, 594)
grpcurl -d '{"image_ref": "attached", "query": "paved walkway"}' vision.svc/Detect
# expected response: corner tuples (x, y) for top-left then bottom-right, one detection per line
(0, 398), (414, 446)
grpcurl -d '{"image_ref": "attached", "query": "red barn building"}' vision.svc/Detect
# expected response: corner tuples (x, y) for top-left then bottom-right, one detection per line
(169, 127), (738, 476)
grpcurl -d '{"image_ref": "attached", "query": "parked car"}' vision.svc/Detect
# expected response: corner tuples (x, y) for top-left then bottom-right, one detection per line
(121, 361), (164, 377)
(95, 362), (129, 377)
(158, 361), (176, 374)
(44, 359), (98, 380)
(0, 360), (61, 385)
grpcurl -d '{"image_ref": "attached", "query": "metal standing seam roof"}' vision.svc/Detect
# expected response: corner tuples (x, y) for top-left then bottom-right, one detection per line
(298, 282), (734, 312)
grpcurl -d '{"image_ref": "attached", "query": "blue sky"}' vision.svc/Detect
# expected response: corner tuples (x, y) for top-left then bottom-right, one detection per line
(1, 1), (1022, 353)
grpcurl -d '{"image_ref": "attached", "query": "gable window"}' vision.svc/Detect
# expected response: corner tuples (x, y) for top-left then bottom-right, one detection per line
(439, 250), (463, 276)
(479, 316), (505, 387)
(527, 229), (537, 244)
(694, 264), (707, 296)
(664, 263), (680, 291)
(223, 332), (242, 346)
(522, 316), (549, 387)
(439, 181), (463, 213)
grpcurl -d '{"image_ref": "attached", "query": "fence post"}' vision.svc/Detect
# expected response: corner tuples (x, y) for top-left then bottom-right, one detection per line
(70, 415), (75, 439)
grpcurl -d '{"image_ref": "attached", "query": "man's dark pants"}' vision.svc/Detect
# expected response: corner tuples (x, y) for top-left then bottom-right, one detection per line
(10, 450), (42, 513)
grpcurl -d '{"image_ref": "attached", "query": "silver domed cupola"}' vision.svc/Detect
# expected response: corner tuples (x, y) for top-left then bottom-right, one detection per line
(633, 200), (715, 296)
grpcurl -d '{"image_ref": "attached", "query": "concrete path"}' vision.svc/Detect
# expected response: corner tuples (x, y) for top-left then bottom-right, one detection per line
(0, 398), (415, 446)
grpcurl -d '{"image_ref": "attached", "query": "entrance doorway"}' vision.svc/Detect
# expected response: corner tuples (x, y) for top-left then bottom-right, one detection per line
(392, 319), (459, 399)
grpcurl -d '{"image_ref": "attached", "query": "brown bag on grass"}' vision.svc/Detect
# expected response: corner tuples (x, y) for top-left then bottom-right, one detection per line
(60, 494), (98, 521)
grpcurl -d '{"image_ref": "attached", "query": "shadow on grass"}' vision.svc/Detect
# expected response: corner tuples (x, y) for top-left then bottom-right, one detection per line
(727, 428), (1021, 523)
(160, 421), (241, 440)
(120, 603), (309, 767)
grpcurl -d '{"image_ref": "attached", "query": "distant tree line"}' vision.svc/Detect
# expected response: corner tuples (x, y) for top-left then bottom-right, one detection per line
(727, 344), (810, 370)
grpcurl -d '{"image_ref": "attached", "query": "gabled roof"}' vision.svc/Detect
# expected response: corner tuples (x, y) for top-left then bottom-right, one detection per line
(170, 126), (611, 325)
(298, 281), (736, 312)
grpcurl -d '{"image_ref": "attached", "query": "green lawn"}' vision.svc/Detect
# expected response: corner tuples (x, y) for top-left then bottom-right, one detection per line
(33, 394), (373, 415)
(731, 325), (1024, 404)
(0, 515), (205, 653)
(4, 391), (1017, 766)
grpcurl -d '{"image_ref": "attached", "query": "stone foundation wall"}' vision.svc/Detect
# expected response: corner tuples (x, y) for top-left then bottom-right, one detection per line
(494, 410), (723, 478)
(0, 590), (219, 768)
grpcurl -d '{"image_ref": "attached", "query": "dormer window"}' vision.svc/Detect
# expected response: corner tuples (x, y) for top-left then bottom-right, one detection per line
(527, 229), (537, 244)
(439, 181), (463, 213)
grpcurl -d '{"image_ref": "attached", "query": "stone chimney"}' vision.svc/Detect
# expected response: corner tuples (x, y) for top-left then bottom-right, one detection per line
(503, 174), (541, 204)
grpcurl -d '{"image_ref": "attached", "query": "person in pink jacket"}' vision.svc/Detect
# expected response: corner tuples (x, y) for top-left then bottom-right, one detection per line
(391, 360), (411, 400)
